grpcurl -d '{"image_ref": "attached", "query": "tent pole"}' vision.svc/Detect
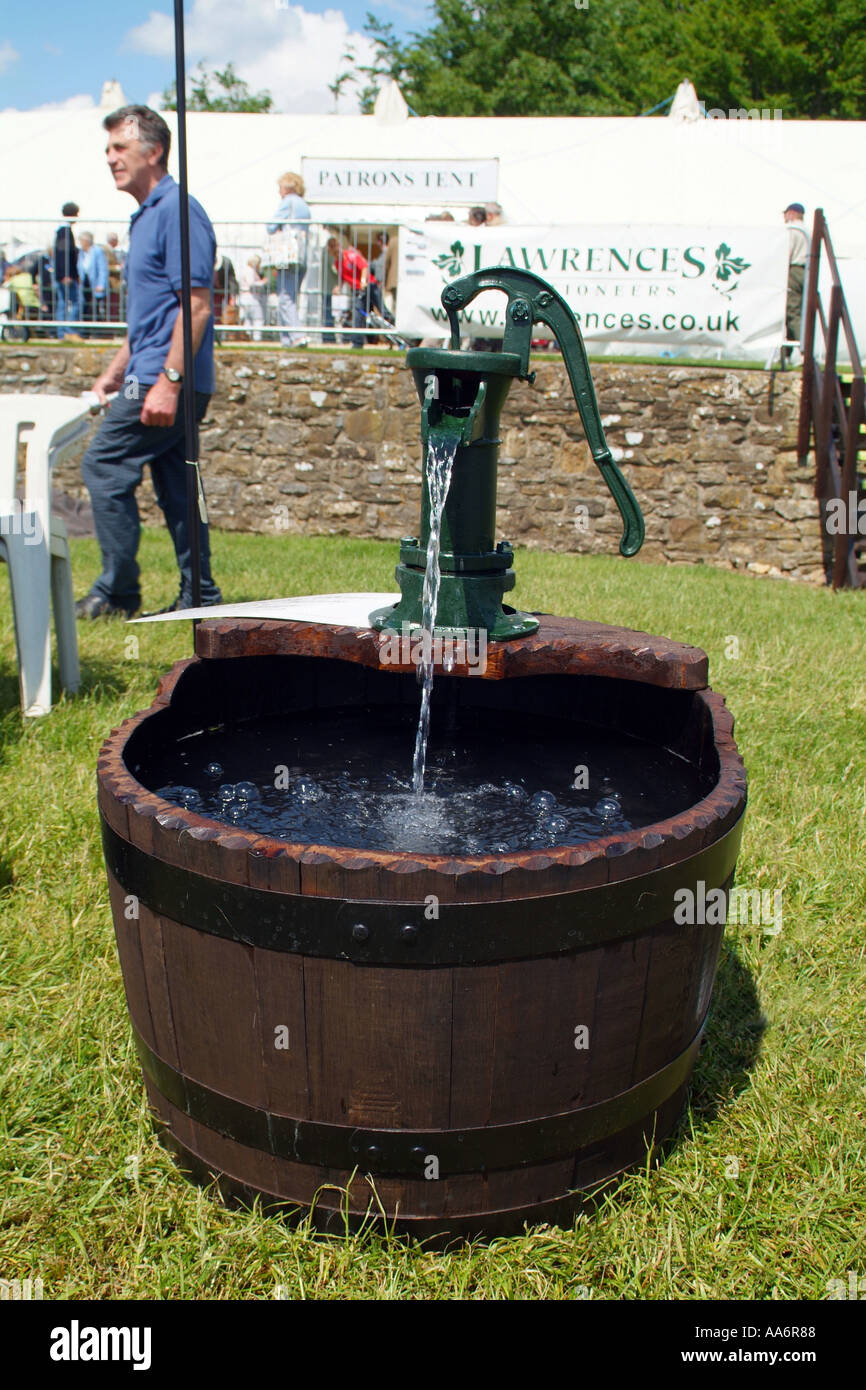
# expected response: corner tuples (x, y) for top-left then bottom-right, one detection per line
(173, 0), (204, 624)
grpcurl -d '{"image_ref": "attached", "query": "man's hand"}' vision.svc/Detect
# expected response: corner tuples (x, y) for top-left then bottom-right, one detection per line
(92, 336), (131, 405)
(93, 370), (124, 406)
(141, 376), (181, 427)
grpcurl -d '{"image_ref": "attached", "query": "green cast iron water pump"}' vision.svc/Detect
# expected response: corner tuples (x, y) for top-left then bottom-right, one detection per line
(369, 268), (645, 641)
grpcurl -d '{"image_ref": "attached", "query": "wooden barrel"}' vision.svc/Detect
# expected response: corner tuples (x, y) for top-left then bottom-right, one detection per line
(97, 616), (747, 1240)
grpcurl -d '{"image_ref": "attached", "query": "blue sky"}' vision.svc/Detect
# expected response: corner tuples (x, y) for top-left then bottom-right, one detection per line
(0, 0), (433, 113)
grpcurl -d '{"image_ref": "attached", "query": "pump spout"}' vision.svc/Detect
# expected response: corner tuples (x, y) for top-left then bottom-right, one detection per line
(442, 269), (645, 557)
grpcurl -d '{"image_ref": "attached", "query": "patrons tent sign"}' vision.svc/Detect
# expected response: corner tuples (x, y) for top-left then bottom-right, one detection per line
(397, 224), (788, 359)
(302, 158), (499, 204)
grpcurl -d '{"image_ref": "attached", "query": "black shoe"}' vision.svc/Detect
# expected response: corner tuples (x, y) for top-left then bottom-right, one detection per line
(143, 589), (224, 616)
(75, 592), (139, 620)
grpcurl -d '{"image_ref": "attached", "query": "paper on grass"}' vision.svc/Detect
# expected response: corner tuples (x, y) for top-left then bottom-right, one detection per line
(130, 592), (400, 627)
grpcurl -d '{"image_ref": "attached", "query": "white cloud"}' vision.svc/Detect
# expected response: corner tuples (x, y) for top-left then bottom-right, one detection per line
(0, 39), (20, 74)
(2, 93), (96, 113)
(125, 1), (377, 114)
(125, 9), (173, 57)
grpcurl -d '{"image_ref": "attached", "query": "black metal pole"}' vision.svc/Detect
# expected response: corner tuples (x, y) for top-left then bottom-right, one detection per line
(173, 0), (202, 613)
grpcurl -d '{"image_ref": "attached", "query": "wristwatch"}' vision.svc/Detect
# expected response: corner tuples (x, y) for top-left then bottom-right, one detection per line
(162, 366), (183, 384)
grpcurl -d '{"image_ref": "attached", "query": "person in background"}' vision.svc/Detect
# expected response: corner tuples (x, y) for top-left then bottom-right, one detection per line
(366, 232), (388, 319)
(370, 232), (386, 285)
(5, 250), (53, 325)
(78, 231), (109, 332)
(383, 228), (399, 319)
(321, 235), (340, 343)
(213, 249), (239, 329)
(467, 206), (487, 227)
(104, 230), (125, 324)
(105, 230), (125, 274)
(266, 171), (310, 347)
(484, 202), (504, 226)
(3, 258), (41, 321)
(213, 250), (239, 300)
(34, 249), (54, 323)
(53, 201), (81, 339)
(338, 236), (368, 349)
(783, 202), (809, 362)
(77, 104), (222, 618)
(238, 254), (267, 341)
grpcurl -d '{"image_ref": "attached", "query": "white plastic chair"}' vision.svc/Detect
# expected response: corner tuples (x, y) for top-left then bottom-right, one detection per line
(0, 393), (96, 716)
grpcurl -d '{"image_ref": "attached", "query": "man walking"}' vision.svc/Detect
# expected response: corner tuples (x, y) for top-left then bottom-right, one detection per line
(77, 105), (222, 618)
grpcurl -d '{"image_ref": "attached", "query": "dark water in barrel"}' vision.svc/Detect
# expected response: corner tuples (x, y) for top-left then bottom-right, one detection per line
(142, 707), (713, 855)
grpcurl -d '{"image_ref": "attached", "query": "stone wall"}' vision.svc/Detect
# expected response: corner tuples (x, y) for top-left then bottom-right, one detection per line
(1, 344), (824, 581)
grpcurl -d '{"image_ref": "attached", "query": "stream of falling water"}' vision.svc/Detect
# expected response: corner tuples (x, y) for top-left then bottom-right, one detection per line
(411, 428), (460, 792)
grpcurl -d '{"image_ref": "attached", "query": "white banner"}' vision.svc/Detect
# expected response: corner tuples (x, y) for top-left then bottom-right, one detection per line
(397, 224), (788, 359)
(302, 158), (499, 204)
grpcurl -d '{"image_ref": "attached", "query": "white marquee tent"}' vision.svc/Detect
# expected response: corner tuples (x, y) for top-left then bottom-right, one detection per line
(1, 106), (863, 246)
(2, 102), (864, 354)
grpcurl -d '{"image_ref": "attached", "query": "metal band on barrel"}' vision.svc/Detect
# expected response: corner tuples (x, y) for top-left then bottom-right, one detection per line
(101, 813), (744, 966)
(133, 1023), (704, 1177)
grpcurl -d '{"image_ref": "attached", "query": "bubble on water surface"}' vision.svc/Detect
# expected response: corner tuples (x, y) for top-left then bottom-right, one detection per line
(502, 780), (527, 801)
(235, 781), (261, 801)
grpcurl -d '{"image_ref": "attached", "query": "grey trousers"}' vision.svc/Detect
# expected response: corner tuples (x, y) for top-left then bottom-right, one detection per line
(80, 388), (220, 607)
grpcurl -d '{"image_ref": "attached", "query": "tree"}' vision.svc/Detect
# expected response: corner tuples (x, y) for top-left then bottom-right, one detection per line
(162, 61), (274, 113)
(350, 0), (866, 119)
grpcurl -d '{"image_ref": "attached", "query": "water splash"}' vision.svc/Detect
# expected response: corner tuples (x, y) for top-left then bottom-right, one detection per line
(412, 426), (459, 792)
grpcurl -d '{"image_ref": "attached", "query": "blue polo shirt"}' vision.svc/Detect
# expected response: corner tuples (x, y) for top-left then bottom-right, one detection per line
(125, 174), (216, 392)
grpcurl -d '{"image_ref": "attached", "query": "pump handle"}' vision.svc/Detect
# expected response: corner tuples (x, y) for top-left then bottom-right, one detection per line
(442, 268), (645, 557)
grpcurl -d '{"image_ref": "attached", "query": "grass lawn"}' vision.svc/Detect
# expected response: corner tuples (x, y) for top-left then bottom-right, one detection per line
(0, 530), (863, 1300)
